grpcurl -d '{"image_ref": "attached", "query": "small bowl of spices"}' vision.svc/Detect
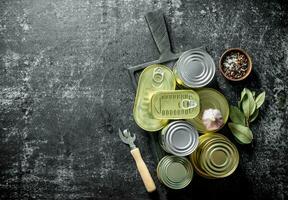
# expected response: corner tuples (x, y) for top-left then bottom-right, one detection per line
(219, 48), (252, 81)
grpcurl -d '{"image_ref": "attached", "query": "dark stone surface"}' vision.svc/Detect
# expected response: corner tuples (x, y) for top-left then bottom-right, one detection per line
(0, 0), (287, 199)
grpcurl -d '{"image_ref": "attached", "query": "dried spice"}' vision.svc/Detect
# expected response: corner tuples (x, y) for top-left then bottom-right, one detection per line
(222, 51), (249, 79)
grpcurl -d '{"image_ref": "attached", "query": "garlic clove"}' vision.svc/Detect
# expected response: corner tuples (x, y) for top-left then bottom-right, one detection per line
(202, 108), (224, 131)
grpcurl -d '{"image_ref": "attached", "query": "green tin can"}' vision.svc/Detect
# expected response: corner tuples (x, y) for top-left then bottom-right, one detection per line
(133, 64), (176, 132)
(190, 133), (239, 179)
(157, 155), (193, 189)
(151, 90), (200, 120)
(190, 133), (217, 178)
(200, 138), (239, 178)
(186, 88), (229, 133)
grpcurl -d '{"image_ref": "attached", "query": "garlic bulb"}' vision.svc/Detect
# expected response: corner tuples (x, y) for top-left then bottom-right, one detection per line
(202, 109), (224, 131)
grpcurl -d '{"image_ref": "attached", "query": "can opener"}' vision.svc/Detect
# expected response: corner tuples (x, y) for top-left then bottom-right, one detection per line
(118, 129), (156, 192)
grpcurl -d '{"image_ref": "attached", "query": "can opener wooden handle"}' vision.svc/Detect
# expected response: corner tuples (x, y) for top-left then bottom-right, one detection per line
(119, 129), (156, 192)
(130, 148), (156, 192)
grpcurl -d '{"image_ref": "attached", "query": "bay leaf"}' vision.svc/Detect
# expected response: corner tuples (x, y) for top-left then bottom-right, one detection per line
(239, 88), (248, 111)
(228, 123), (253, 144)
(230, 106), (246, 125)
(238, 101), (241, 107)
(249, 109), (259, 122)
(255, 91), (266, 108)
(242, 89), (256, 118)
(240, 88), (248, 102)
(234, 136), (246, 144)
(242, 96), (250, 118)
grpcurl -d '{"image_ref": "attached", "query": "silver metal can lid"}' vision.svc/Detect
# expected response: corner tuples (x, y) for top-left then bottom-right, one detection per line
(176, 49), (215, 88)
(157, 155), (193, 189)
(164, 121), (199, 156)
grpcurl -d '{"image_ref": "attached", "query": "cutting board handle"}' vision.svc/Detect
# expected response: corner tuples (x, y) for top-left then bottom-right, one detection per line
(145, 11), (173, 59)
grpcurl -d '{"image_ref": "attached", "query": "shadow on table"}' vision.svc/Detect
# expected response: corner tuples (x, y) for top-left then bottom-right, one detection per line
(148, 190), (161, 200)
(163, 166), (254, 200)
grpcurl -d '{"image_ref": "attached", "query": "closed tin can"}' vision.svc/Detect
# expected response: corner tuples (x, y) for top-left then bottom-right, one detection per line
(157, 155), (193, 189)
(174, 49), (215, 88)
(133, 64), (176, 132)
(190, 133), (218, 178)
(151, 90), (200, 120)
(190, 133), (239, 179)
(200, 138), (239, 178)
(159, 121), (199, 156)
(186, 88), (229, 133)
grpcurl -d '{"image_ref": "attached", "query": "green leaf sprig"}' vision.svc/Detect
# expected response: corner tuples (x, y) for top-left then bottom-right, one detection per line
(228, 88), (266, 144)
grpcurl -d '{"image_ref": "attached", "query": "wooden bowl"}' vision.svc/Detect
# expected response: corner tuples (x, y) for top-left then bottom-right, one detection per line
(219, 48), (252, 81)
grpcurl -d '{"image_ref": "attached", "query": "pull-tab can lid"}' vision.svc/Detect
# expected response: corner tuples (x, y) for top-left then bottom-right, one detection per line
(151, 90), (200, 120)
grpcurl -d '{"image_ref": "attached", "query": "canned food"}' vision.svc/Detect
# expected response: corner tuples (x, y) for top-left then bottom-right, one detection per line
(187, 88), (229, 133)
(133, 64), (176, 132)
(200, 139), (238, 177)
(159, 121), (199, 156)
(174, 49), (215, 88)
(151, 90), (200, 119)
(157, 155), (193, 189)
(190, 133), (239, 179)
(190, 133), (223, 178)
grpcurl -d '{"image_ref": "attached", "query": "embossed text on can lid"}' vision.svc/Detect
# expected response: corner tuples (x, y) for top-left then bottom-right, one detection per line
(151, 90), (200, 119)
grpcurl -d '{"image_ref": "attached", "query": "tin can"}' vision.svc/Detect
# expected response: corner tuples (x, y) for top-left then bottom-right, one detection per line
(200, 139), (238, 178)
(151, 90), (200, 120)
(186, 88), (229, 133)
(190, 133), (239, 179)
(159, 121), (199, 156)
(174, 49), (215, 88)
(157, 155), (193, 189)
(133, 64), (176, 132)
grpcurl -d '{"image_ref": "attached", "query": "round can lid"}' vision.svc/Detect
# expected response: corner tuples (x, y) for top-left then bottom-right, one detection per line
(190, 133), (238, 179)
(177, 49), (215, 88)
(200, 140), (234, 173)
(200, 136), (239, 178)
(190, 133), (218, 178)
(164, 121), (199, 156)
(157, 155), (193, 189)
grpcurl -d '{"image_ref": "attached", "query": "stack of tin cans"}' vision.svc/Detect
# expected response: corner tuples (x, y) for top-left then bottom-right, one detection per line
(157, 121), (198, 189)
(133, 48), (239, 190)
(133, 64), (176, 132)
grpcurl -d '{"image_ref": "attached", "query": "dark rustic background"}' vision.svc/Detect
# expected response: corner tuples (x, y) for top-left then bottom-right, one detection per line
(0, 0), (287, 200)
